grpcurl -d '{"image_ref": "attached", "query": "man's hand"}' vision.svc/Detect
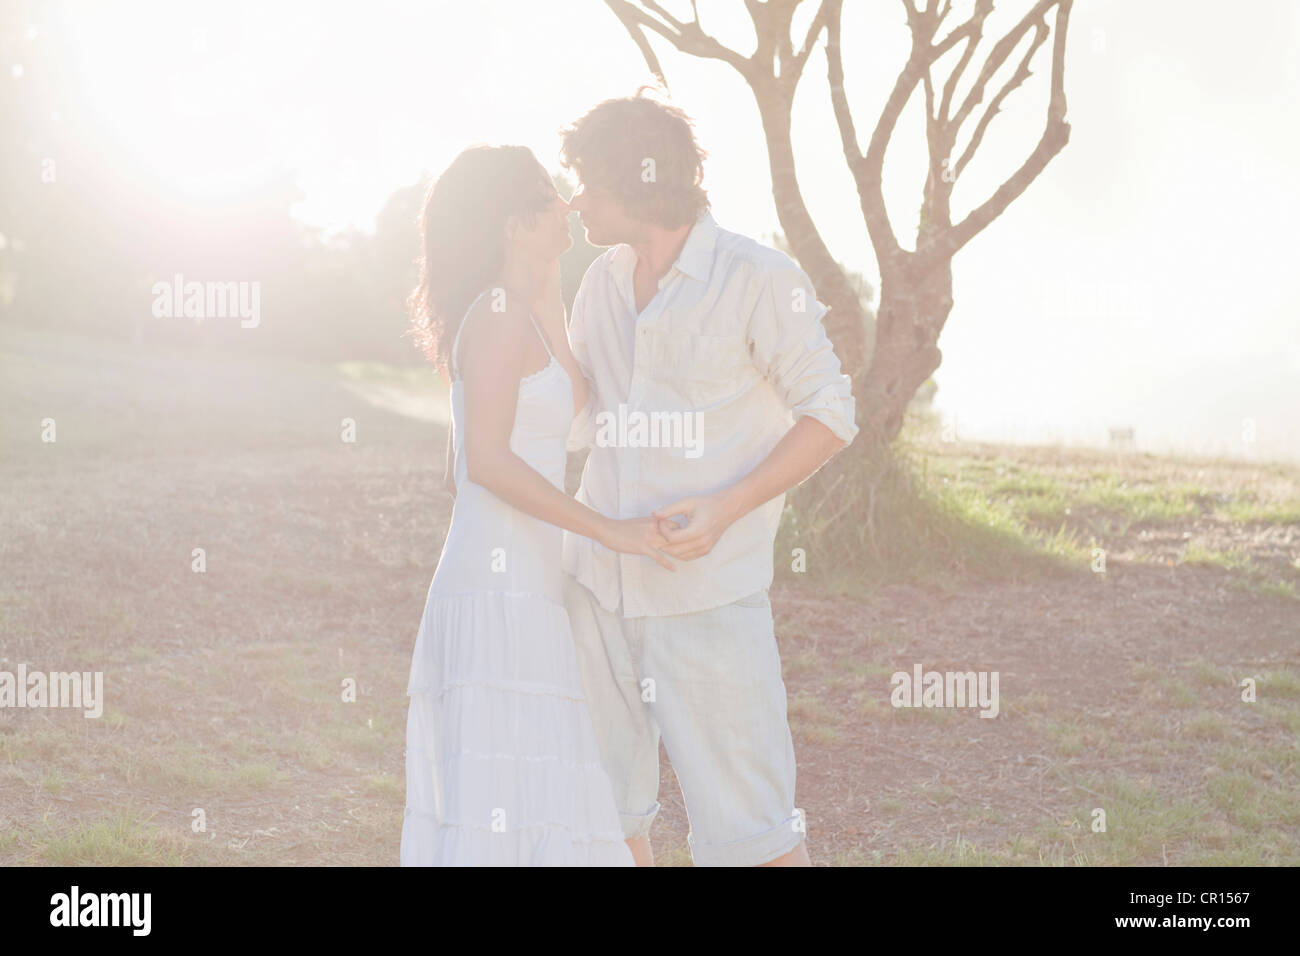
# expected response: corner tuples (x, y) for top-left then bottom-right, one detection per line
(652, 419), (847, 562)
(652, 492), (743, 561)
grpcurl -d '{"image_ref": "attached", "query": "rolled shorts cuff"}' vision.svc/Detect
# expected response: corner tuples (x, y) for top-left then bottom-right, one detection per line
(620, 801), (660, 840)
(687, 812), (804, 867)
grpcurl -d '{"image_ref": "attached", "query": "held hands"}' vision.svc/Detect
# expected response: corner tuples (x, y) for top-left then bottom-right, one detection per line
(597, 516), (677, 572)
(652, 493), (743, 561)
(596, 491), (745, 569)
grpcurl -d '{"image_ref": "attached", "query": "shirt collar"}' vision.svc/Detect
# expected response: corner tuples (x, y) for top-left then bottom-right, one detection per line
(671, 210), (718, 283)
(612, 210), (717, 287)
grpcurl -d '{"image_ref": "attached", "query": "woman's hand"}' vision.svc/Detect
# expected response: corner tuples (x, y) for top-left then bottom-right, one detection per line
(596, 516), (676, 572)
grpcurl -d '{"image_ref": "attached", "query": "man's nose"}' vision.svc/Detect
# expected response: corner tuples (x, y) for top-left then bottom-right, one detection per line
(568, 187), (586, 212)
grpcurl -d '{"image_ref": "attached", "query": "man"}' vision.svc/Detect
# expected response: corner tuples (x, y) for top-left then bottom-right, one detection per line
(560, 93), (859, 867)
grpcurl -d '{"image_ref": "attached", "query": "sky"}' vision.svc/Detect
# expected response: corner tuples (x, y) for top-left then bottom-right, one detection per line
(43, 0), (1300, 461)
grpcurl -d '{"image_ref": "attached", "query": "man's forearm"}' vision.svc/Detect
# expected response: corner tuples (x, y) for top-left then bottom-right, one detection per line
(718, 416), (846, 523)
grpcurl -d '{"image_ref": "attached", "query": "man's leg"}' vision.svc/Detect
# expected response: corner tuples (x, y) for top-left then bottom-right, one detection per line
(626, 835), (655, 867)
(562, 574), (662, 862)
(759, 842), (810, 867)
(642, 588), (805, 867)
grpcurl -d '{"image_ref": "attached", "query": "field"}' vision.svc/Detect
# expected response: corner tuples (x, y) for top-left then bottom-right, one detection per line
(2, 323), (1297, 866)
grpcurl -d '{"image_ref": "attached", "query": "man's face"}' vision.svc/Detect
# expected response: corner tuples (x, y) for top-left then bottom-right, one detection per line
(567, 181), (649, 247)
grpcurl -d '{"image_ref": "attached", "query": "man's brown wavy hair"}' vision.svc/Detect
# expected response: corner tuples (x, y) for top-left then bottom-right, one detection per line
(560, 91), (709, 229)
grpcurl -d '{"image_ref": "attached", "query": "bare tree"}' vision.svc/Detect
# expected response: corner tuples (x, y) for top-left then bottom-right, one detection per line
(603, 0), (1073, 451)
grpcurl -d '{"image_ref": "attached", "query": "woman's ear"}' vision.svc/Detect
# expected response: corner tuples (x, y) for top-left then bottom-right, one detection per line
(504, 215), (520, 242)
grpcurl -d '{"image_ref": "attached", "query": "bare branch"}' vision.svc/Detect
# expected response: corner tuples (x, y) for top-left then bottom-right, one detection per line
(935, 1), (992, 122)
(603, 0), (669, 87)
(951, 0), (1058, 132)
(642, 0), (687, 32)
(827, 0), (901, 267)
(603, 0), (752, 79)
(824, 2), (859, 169)
(916, 0), (1072, 271)
(954, 14), (1049, 178)
(932, 0), (991, 59)
(786, 0), (830, 81)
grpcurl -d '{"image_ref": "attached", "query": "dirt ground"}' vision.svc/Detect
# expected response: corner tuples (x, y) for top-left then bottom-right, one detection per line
(1, 327), (1297, 865)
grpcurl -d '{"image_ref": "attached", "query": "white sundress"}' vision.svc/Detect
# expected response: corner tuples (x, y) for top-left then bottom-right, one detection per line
(400, 292), (635, 867)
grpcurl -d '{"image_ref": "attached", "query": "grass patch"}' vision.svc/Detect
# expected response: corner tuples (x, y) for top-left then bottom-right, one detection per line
(1181, 712), (1231, 741)
(364, 774), (403, 799)
(777, 439), (1085, 595)
(1182, 544), (1252, 571)
(1260, 670), (1300, 700)
(1221, 499), (1300, 524)
(229, 762), (277, 791)
(39, 812), (189, 866)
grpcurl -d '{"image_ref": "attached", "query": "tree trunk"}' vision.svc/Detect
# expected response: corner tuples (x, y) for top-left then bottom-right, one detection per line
(858, 258), (952, 447)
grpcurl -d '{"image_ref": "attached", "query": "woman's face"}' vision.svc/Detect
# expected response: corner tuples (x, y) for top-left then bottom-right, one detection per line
(507, 166), (572, 262)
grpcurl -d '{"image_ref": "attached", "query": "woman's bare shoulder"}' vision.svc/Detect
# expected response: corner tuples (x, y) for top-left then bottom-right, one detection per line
(458, 290), (533, 377)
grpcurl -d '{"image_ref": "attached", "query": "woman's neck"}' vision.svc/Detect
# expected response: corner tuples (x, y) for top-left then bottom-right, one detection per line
(497, 252), (546, 306)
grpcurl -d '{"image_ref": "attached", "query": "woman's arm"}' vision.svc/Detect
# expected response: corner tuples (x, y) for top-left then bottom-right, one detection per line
(458, 298), (671, 570)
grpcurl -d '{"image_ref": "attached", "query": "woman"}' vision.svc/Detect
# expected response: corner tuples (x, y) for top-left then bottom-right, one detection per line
(400, 145), (672, 866)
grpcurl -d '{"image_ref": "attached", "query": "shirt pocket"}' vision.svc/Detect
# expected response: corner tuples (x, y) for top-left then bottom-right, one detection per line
(664, 330), (747, 407)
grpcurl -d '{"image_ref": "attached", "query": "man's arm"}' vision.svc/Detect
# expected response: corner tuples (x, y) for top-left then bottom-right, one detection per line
(654, 416), (844, 560)
(655, 258), (858, 559)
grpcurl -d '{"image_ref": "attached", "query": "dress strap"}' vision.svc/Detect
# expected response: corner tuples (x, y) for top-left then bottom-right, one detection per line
(452, 288), (556, 380)
(525, 311), (556, 362)
(449, 288), (495, 380)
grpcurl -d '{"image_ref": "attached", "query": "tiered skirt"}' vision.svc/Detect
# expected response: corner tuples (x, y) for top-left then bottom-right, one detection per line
(400, 589), (634, 866)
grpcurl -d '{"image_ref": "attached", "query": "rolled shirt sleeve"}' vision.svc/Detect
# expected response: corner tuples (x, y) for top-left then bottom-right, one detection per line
(747, 259), (860, 447)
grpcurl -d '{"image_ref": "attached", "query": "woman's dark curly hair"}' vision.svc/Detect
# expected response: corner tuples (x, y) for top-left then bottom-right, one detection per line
(407, 145), (553, 375)
(560, 91), (708, 229)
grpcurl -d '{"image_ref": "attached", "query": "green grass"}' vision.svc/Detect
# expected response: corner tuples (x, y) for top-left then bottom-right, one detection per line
(230, 763), (277, 790)
(334, 360), (443, 391)
(1260, 670), (1300, 700)
(1038, 716), (1110, 756)
(1237, 578), (1298, 600)
(1184, 547), (1300, 601)
(795, 438), (1300, 600)
(1222, 499), (1300, 524)
(364, 774), (403, 799)
(1181, 712), (1231, 741)
(39, 812), (190, 866)
(777, 439), (1088, 594)
(1182, 544), (1252, 571)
